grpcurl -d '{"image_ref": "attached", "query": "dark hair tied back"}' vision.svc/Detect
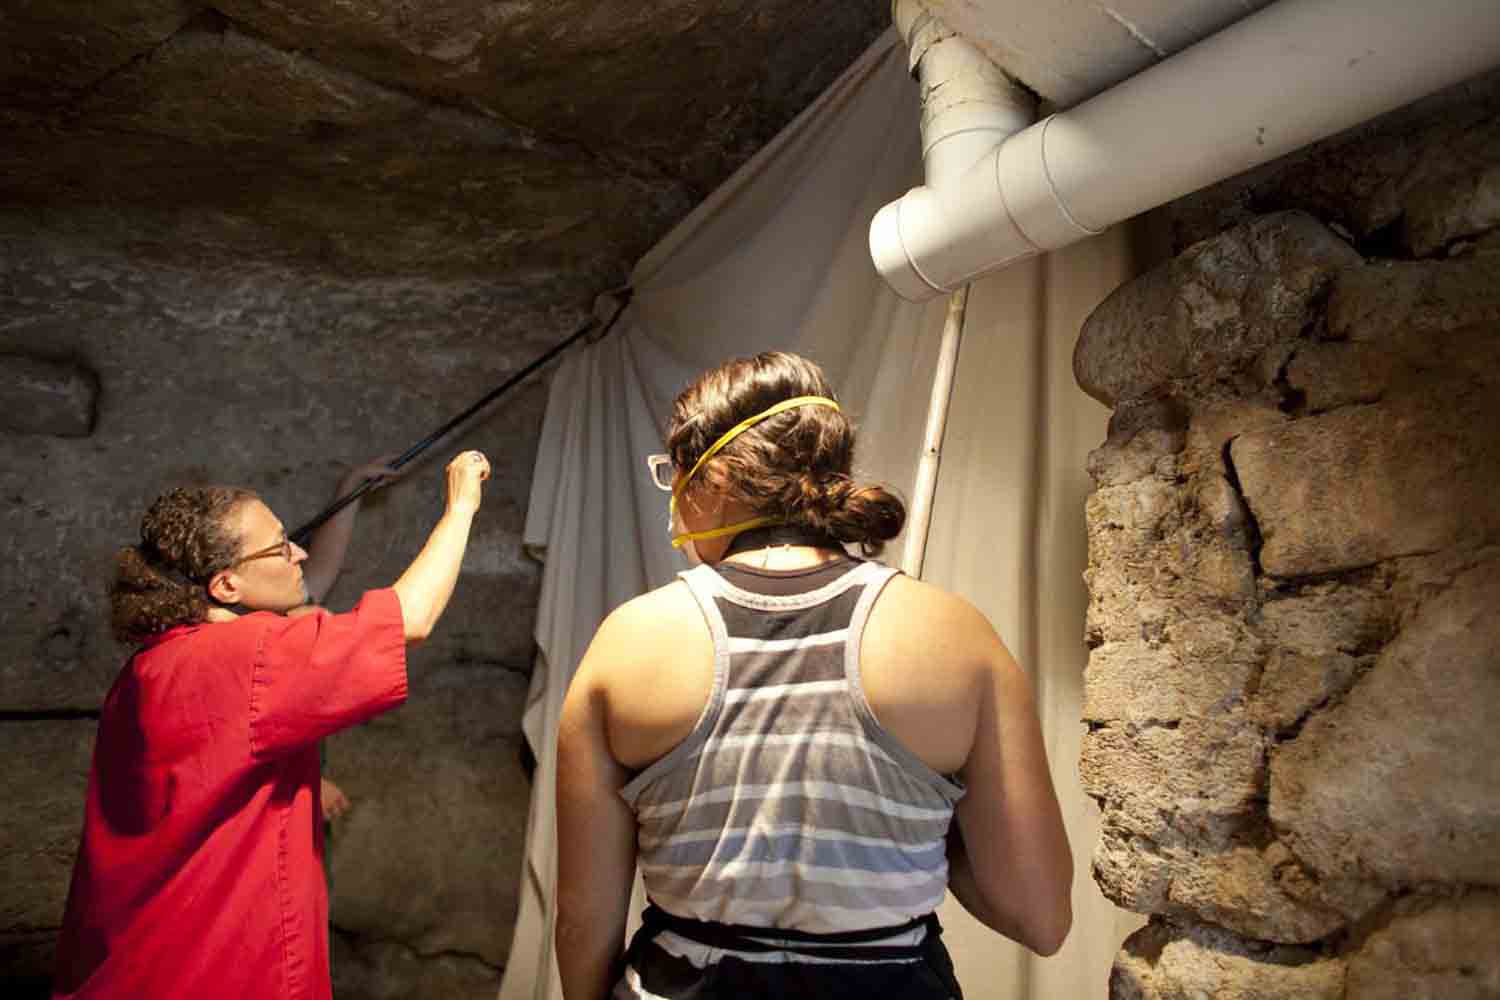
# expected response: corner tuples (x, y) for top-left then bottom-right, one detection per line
(668, 352), (906, 557)
(110, 485), (257, 643)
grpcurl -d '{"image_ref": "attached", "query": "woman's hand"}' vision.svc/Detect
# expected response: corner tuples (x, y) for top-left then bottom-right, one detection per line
(445, 450), (490, 517)
(339, 453), (406, 495)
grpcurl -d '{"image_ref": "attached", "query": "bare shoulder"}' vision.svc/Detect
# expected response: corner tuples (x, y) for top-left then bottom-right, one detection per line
(589, 579), (701, 658)
(859, 572), (1005, 773)
(867, 572), (1005, 670)
(583, 578), (716, 770)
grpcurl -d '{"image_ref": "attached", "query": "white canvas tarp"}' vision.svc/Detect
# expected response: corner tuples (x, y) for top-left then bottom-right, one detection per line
(503, 29), (1145, 1000)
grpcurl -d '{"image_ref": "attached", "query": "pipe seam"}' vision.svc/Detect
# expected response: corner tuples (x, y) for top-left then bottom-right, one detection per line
(896, 196), (948, 295)
(1037, 116), (1107, 239)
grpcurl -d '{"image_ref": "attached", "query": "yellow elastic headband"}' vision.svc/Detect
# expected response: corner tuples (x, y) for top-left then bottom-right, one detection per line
(669, 395), (841, 549)
(674, 395), (842, 501)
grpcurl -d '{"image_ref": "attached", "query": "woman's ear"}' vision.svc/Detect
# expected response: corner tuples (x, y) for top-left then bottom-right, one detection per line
(207, 569), (241, 607)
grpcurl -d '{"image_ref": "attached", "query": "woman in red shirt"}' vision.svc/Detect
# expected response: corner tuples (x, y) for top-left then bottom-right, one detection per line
(52, 450), (491, 1000)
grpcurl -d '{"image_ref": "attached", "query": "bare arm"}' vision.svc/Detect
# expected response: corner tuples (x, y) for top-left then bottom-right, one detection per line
(555, 618), (639, 1000)
(302, 455), (404, 603)
(390, 451), (488, 643)
(951, 622), (1073, 955)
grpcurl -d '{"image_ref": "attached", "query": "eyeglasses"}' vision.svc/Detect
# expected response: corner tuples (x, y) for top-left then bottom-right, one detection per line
(646, 454), (675, 492)
(232, 537), (293, 566)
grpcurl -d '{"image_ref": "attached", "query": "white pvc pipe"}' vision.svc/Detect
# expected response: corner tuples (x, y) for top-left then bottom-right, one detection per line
(890, 0), (1031, 578)
(871, 0), (1500, 301)
(901, 284), (970, 579)
(893, 0), (1035, 186)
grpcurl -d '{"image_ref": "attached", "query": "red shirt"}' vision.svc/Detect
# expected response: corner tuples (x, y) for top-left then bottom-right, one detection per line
(52, 589), (408, 1000)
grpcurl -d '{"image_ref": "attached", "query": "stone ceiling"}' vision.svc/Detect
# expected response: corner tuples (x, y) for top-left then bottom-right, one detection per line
(0, 2), (886, 283)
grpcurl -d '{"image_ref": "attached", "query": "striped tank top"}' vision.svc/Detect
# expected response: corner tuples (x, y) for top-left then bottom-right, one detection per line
(619, 557), (965, 934)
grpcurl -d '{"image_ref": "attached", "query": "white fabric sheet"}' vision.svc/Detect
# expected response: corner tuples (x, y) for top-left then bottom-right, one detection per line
(502, 28), (1145, 1000)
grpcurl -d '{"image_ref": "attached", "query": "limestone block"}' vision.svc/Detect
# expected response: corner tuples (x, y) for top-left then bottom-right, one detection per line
(1251, 586), (1392, 730)
(1094, 826), (1350, 944)
(1111, 920), (1345, 1000)
(1285, 342), (1396, 414)
(1402, 163), (1500, 258)
(1075, 211), (1360, 407)
(1084, 618), (1262, 725)
(1088, 397), (1190, 488)
(326, 665), (530, 967)
(1164, 843), (1350, 944)
(1082, 715), (1266, 844)
(1270, 562), (1500, 896)
(1258, 585), (1394, 658)
(0, 721), (94, 980)
(1345, 892), (1500, 999)
(1088, 479), (1185, 545)
(1327, 255), (1500, 344)
(1230, 394), (1500, 578)
(1251, 650), (1367, 733)
(0, 356), (98, 437)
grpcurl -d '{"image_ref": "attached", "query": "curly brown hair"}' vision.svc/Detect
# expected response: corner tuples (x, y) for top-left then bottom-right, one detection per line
(667, 352), (905, 556)
(110, 485), (259, 643)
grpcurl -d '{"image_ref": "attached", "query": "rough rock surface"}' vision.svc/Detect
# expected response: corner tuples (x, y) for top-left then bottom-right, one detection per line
(0, 722), (94, 982)
(1231, 391), (1500, 578)
(1082, 90), (1500, 994)
(326, 665), (531, 969)
(1271, 559), (1500, 898)
(333, 932), (502, 1000)
(0, 355), (98, 438)
(1111, 920), (1344, 1000)
(1345, 893), (1500, 999)
(0, 3), (884, 278)
(1074, 211), (1361, 407)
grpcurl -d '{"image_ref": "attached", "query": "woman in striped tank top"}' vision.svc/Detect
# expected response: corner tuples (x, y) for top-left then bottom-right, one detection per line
(556, 353), (1073, 999)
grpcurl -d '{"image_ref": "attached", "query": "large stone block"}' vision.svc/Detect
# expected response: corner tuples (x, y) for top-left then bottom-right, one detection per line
(1075, 212), (1360, 407)
(326, 665), (530, 967)
(1084, 617), (1263, 726)
(1230, 394), (1500, 578)
(1094, 826), (1351, 945)
(1250, 585), (1393, 732)
(1111, 920), (1345, 1000)
(0, 721), (94, 981)
(1345, 892), (1500, 999)
(1327, 255), (1500, 344)
(0, 356), (97, 437)
(1401, 163), (1500, 258)
(1087, 397), (1190, 488)
(1163, 843), (1350, 945)
(1270, 561), (1500, 896)
(1082, 716), (1266, 844)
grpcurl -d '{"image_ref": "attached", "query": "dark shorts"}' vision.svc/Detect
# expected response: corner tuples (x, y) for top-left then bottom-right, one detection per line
(614, 906), (964, 1000)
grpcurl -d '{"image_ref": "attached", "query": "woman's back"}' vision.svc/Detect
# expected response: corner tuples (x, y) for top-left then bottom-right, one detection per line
(601, 563), (986, 786)
(617, 556), (966, 933)
(554, 351), (1070, 1000)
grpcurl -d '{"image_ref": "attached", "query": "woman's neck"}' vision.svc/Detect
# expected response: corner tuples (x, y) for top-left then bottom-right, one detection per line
(717, 525), (847, 571)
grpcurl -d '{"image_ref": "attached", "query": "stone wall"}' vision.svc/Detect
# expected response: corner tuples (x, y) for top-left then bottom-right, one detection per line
(1074, 82), (1500, 997)
(0, 228), (562, 998)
